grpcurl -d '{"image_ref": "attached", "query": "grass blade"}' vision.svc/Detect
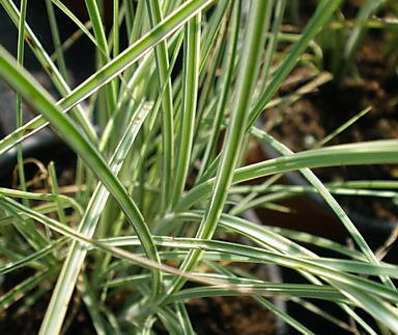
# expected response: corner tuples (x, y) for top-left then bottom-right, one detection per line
(172, 9), (201, 207)
(146, 0), (175, 213)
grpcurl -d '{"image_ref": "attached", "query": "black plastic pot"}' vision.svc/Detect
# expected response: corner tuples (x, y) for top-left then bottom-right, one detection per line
(258, 141), (397, 244)
(0, 3), (94, 184)
(0, 71), (76, 186)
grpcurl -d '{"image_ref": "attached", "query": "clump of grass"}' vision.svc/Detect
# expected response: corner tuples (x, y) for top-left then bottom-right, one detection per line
(1, 0), (398, 334)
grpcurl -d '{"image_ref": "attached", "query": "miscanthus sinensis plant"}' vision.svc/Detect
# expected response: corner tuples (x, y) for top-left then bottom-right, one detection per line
(1, 0), (398, 334)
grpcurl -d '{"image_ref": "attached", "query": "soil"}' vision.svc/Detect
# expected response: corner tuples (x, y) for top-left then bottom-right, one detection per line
(184, 259), (279, 335)
(188, 296), (276, 335)
(260, 29), (398, 233)
(0, 270), (95, 335)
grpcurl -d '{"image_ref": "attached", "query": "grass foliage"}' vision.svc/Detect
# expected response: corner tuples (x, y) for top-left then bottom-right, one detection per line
(1, 0), (398, 334)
